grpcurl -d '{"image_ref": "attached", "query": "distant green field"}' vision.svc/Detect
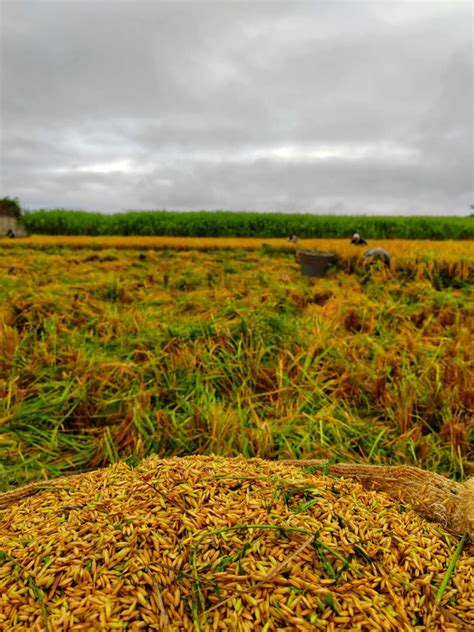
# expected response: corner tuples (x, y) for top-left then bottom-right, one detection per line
(21, 209), (474, 239)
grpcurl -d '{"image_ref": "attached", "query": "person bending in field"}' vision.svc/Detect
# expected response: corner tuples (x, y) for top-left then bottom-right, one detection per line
(287, 234), (300, 243)
(351, 232), (367, 245)
(363, 247), (391, 268)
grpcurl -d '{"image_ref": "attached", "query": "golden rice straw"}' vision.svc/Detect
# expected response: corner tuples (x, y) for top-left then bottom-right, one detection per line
(0, 474), (81, 510)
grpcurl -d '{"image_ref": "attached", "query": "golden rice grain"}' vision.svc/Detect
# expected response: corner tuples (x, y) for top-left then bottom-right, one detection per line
(0, 456), (473, 631)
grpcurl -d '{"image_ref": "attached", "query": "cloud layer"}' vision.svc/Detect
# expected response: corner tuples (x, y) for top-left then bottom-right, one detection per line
(1, 1), (472, 214)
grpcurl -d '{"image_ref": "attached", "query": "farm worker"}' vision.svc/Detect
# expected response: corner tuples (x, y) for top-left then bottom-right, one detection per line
(362, 247), (391, 268)
(6, 228), (15, 238)
(287, 234), (300, 243)
(351, 232), (367, 245)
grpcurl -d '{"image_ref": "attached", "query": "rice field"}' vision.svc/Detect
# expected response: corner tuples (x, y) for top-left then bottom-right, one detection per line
(1, 236), (473, 630)
(0, 237), (472, 489)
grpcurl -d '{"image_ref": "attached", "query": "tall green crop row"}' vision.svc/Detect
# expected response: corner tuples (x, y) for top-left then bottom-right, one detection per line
(21, 210), (474, 239)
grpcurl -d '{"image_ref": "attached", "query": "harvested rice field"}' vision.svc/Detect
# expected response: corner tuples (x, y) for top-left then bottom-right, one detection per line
(0, 237), (473, 629)
(1, 238), (472, 488)
(1, 456), (473, 631)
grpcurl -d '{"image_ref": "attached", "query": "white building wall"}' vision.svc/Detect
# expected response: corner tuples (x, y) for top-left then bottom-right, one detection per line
(0, 216), (28, 237)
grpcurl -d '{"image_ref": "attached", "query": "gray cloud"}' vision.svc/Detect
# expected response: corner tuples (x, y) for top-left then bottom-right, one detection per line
(1, 1), (472, 214)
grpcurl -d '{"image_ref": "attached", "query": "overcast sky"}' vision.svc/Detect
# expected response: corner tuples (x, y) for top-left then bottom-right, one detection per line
(1, 1), (472, 215)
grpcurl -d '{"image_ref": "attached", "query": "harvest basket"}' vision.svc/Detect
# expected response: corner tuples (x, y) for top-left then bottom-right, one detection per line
(297, 250), (336, 277)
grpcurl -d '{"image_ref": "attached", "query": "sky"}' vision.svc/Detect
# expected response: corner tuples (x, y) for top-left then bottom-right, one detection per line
(0, 0), (472, 216)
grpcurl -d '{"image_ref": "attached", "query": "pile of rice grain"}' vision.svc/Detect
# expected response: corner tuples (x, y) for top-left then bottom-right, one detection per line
(0, 456), (472, 631)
